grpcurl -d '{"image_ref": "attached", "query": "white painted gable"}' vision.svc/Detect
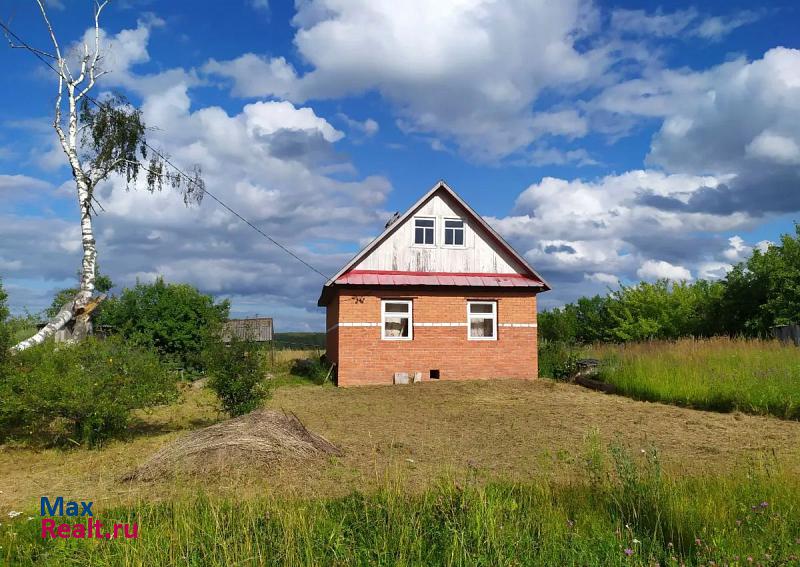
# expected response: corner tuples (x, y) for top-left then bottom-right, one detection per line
(353, 190), (527, 274)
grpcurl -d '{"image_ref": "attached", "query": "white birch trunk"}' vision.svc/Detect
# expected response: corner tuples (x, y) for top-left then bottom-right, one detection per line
(11, 1), (106, 352)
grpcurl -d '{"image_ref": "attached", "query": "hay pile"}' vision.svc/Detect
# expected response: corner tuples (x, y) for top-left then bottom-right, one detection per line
(123, 409), (341, 481)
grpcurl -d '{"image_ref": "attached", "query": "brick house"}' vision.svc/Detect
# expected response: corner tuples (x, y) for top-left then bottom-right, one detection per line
(318, 181), (550, 386)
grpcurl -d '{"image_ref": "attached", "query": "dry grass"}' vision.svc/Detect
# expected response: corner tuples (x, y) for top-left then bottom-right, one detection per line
(2, 378), (800, 513)
(123, 409), (341, 481)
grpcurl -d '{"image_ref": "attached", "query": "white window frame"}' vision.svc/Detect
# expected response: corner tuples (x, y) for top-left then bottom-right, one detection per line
(467, 300), (497, 341)
(443, 217), (466, 248)
(381, 299), (413, 341)
(413, 217), (436, 247)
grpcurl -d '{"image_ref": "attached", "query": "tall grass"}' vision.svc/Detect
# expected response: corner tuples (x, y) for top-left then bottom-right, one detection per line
(593, 338), (800, 419)
(3, 442), (799, 566)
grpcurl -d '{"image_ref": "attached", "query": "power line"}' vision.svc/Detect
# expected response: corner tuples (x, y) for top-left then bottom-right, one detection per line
(0, 18), (332, 282)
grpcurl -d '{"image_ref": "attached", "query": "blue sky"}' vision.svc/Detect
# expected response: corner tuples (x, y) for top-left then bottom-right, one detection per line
(1, 0), (798, 330)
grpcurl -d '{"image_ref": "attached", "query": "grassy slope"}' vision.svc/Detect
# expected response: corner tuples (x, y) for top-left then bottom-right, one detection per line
(592, 338), (800, 420)
(3, 447), (799, 566)
(4, 344), (800, 564)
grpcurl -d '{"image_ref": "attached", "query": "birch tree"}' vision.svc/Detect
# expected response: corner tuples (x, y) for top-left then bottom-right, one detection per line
(7, 1), (204, 351)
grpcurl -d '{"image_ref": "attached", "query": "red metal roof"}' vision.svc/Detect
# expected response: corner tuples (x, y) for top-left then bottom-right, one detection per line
(335, 270), (544, 288)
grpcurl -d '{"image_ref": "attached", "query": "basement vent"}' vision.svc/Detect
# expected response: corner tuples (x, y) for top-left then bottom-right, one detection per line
(430, 369), (440, 380)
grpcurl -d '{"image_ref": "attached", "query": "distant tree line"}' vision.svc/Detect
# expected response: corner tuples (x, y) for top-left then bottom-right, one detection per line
(540, 225), (800, 343)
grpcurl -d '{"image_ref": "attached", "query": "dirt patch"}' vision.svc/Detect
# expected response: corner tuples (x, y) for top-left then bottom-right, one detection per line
(122, 410), (340, 481)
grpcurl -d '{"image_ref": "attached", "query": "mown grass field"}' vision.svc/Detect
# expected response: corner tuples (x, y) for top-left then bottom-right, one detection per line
(592, 338), (800, 420)
(2, 342), (800, 565)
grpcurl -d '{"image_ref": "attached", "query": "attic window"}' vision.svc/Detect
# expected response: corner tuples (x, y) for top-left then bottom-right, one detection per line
(444, 218), (465, 246)
(414, 218), (435, 245)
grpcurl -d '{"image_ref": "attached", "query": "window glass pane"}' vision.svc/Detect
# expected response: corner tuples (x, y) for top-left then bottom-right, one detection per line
(469, 303), (494, 313)
(470, 318), (494, 338)
(445, 219), (463, 228)
(445, 230), (453, 245)
(415, 227), (424, 243)
(454, 230), (464, 245)
(385, 302), (409, 313)
(424, 228), (433, 244)
(385, 317), (409, 337)
(415, 218), (434, 227)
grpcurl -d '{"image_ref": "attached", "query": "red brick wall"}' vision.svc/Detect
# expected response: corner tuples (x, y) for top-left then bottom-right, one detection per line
(325, 288), (539, 386)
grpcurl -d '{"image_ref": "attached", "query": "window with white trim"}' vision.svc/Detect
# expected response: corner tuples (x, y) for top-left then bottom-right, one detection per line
(382, 300), (413, 340)
(414, 217), (435, 245)
(444, 218), (465, 246)
(467, 301), (496, 340)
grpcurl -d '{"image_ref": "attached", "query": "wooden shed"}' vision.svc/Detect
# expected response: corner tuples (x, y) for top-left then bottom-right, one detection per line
(222, 317), (274, 343)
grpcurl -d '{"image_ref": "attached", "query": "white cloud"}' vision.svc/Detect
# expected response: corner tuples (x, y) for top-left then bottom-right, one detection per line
(205, 0), (612, 159)
(610, 7), (758, 41)
(1, 20), (392, 328)
(488, 168), (762, 305)
(0, 174), (52, 193)
(637, 260), (692, 282)
(697, 261), (731, 280)
(586, 272), (619, 285)
(249, 0), (269, 11)
(746, 131), (800, 165)
(721, 235), (751, 262)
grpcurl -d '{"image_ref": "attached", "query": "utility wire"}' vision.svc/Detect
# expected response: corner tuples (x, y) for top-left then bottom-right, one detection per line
(0, 19), (332, 281)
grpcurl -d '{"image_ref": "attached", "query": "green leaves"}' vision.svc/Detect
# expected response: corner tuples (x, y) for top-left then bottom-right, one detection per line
(79, 94), (205, 203)
(95, 278), (229, 371)
(0, 336), (176, 446)
(540, 224), (800, 342)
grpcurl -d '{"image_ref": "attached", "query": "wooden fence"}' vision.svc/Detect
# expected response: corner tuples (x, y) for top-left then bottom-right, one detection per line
(771, 324), (800, 346)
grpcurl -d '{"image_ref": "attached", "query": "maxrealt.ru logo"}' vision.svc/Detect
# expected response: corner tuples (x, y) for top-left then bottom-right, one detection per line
(40, 497), (138, 540)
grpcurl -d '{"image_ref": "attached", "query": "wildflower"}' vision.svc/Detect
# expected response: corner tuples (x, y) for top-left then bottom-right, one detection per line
(632, 538), (640, 544)
(624, 548), (634, 556)
(735, 519), (742, 526)
(747, 557), (753, 563)
(695, 538), (702, 546)
(7, 511), (21, 518)
(759, 501), (768, 508)
(667, 542), (674, 548)
(27, 517), (34, 521)
(566, 519), (575, 528)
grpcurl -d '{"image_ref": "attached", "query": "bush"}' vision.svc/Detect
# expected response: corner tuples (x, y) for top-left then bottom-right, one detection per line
(0, 337), (177, 446)
(538, 339), (581, 380)
(205, 338), (271, 416)
(290, 356), (332, 384)
(0, 279), (11, 371)
(96, 278), (229, 371)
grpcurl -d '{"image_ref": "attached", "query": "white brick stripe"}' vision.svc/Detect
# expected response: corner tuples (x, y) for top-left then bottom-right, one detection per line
(326, 322), (381, 332)
(328, 321), (536, 332)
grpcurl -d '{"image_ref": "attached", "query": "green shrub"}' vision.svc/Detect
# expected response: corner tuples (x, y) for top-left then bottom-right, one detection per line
(96, 278), (229, 371)
(290, 356), (332, 384)
(0, 279), (10, 370)
(0, 336), (176, 446)
(205, 338), (271, 416)
(538, 339), (581, 380)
